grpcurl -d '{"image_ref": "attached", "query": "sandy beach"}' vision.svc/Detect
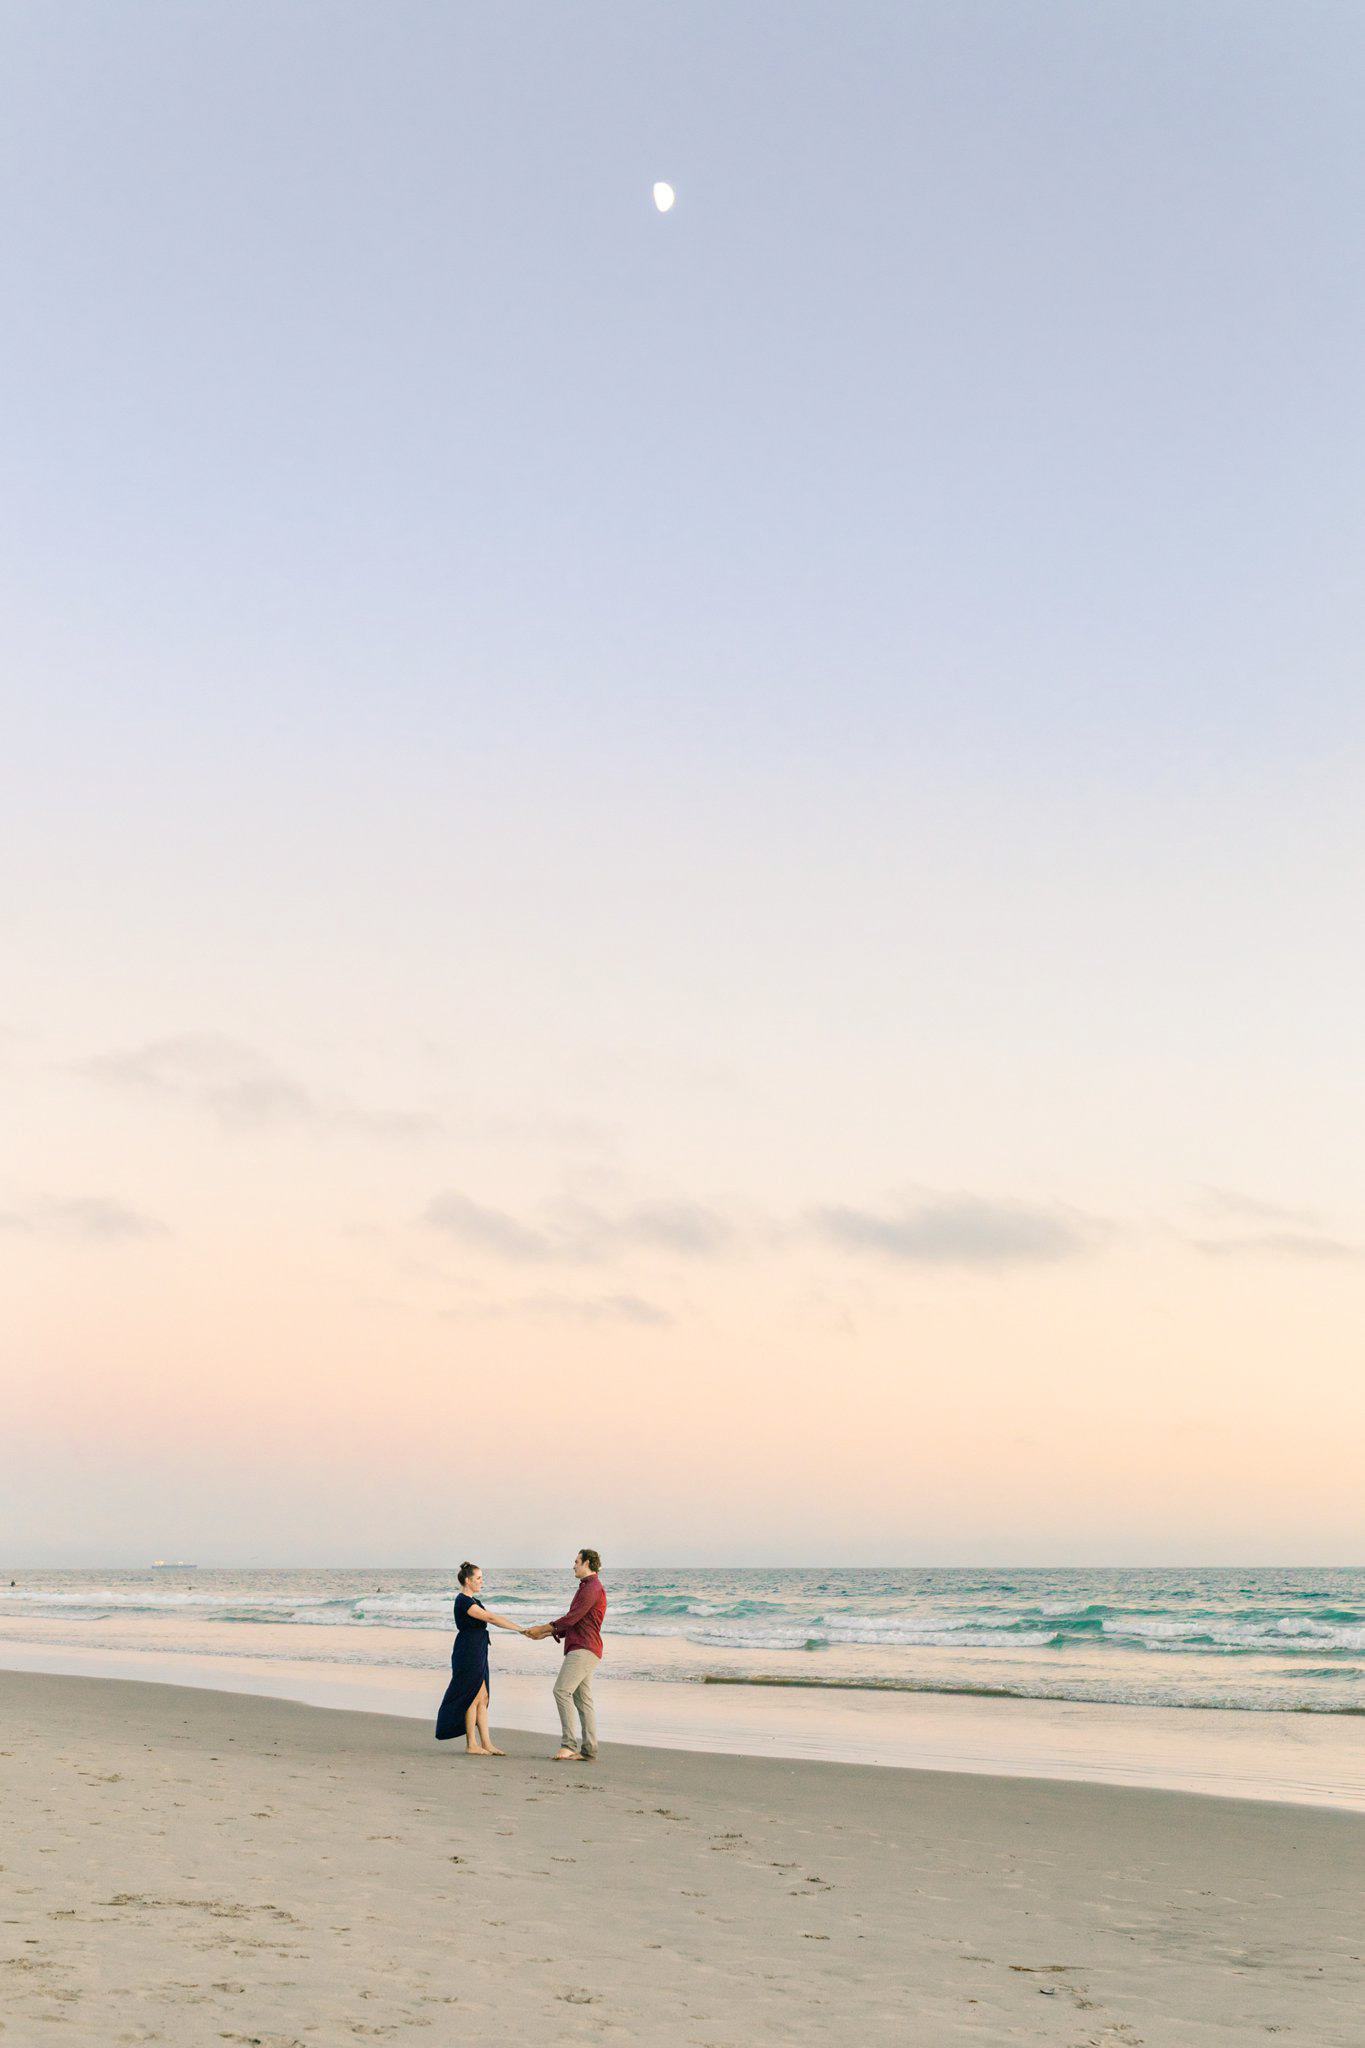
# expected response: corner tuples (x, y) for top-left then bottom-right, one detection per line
(2, 1671), (1361, 2047)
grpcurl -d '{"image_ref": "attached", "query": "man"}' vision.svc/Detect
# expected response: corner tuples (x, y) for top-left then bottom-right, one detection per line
(526, 1549), (606, 1762)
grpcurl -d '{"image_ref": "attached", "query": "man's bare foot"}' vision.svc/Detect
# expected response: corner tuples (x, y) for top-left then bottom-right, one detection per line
(551, 1747), (581, 1761)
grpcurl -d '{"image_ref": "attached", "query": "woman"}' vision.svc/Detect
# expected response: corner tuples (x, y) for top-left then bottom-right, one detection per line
(434, 1561), (523, 1755)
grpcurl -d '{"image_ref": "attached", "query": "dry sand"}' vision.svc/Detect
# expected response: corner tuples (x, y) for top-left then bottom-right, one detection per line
(1, 1670), (1361, 2046)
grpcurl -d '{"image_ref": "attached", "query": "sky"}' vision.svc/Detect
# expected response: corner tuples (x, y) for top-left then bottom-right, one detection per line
(3, 2), (1363, 1567)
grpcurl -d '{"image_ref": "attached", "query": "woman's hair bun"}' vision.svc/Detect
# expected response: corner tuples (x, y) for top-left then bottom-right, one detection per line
(457, 1560), (479, 1584)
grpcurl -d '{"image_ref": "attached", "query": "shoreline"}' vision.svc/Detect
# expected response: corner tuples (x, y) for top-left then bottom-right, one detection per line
(4, 1633), (1365, 1813)
(697, 1670), (1365, 1713)
(7, 1565), (1363, 1723)
(3, 1667), (1363, 2047)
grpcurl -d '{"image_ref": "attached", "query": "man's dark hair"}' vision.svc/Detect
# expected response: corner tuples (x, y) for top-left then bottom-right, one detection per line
(578, 1548), (602, 1575)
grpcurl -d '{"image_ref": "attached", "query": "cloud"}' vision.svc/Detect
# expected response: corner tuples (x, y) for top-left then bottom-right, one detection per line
(618, 1199), (731, 1254)
(423, 1182), (1100, 1275)
(424, 1180), (1099, 1276)
(0, 1196), (168, 1241)
(423, 1193), (554, 1262)
(423, 1190), (734, 1265)
(521, 1291), (673, 1328)
(559, 1198), (734, 1259)
(80, 1034), (439, 1139)
(810, 1195), (1096, 1268)
(1195, 1186), (1323, 1228)
(1187, 1189), (1359, 1261)
(1190, 1230), (1361, 1263)
(53, 1197), (168, 1240)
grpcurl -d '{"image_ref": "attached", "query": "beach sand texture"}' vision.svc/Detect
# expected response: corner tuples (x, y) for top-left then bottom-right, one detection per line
(2, 1672), (1361, 2046)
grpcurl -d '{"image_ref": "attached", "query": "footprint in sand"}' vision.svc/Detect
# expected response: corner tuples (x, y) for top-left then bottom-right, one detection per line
(218, 2035), (305, 2047)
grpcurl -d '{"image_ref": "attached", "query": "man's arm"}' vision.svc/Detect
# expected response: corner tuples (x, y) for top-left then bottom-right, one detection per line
(550, 1578), (598, 1639)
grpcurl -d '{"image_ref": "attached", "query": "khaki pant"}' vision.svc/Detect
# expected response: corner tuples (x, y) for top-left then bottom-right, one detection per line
(553, 1649), (599, 1757)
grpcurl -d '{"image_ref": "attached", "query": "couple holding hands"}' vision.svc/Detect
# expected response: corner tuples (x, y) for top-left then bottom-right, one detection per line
(434, 1549), (606, 1761)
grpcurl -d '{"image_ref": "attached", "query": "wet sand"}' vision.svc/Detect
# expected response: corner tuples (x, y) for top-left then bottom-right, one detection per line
(2, 1669), (1361, 2046)
(4, 1629), (1363, 1810)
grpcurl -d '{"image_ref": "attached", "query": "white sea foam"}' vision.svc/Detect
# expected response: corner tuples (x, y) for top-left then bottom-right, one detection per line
(3, 1567), (1362, 1714)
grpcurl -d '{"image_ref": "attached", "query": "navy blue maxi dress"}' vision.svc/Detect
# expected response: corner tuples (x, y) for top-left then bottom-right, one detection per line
(435, 1592), (490, 1742)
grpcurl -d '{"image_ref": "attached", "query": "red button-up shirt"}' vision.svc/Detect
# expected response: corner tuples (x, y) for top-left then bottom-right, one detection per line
(551, 1575), (607, 1659)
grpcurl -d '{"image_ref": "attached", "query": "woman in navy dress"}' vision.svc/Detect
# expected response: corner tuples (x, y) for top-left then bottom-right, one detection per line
(435, 1561), (524, 1754)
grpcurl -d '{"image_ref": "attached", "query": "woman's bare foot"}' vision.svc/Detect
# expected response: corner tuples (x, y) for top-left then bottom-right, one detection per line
(484, 1745), (507, 1755)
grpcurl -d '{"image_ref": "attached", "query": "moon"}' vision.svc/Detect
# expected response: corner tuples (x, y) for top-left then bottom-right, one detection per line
(652, 182), (675, 213)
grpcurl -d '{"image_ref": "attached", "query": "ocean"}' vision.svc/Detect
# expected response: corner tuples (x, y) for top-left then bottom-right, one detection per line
(3, 1564), (1363, 1716)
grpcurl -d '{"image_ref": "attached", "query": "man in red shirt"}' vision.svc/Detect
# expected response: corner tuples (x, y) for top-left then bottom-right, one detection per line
(526, 1549), (606, 1761)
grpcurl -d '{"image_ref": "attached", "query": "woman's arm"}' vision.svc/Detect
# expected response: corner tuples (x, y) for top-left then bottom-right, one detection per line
(465, 1604), (521, 1631)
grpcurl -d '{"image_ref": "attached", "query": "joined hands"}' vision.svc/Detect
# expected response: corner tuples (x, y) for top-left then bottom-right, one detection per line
(521, 1624), (555, 1640)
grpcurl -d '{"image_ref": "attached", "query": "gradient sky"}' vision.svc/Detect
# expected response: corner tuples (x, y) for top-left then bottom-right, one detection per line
(3, 3), (1363, 1566)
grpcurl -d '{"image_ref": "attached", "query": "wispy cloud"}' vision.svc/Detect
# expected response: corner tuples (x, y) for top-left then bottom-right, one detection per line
(1191, 1230), (1361, 1263)
(80, 1034), (439, 1139)
(521, 1290), (673, 1328)
(1187, 1188), (1358, 1261)
(1195, 1186), (1324, 1228)
(423, 1182), (1100, 1274)
(423, 1193), (555, 1262)
(809, 1195), (1098, 1268)
(561, 1198), (734, 1258)
(0, 1196), (168, 1241)
(423, 1190), (734, 1264)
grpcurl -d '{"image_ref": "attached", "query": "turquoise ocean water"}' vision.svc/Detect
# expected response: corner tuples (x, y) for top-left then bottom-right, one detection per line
(2, 1566), (1363, 1716)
